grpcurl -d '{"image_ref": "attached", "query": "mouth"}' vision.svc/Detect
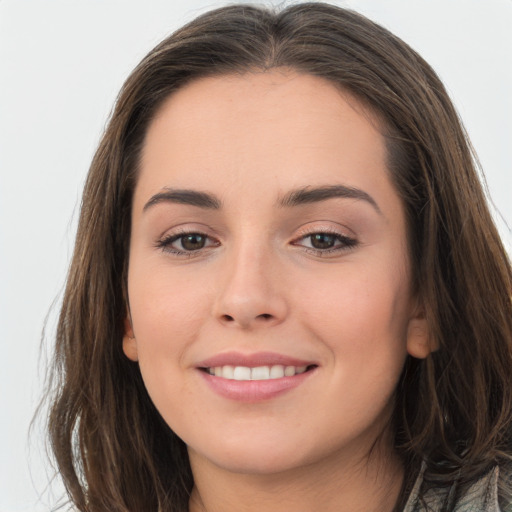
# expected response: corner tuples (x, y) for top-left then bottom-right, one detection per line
(200, 364), (317, 380)
(196, 352), (318, 401)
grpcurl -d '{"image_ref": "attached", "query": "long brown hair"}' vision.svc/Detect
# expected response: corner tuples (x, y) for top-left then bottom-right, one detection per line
(47, 3), (512, 510)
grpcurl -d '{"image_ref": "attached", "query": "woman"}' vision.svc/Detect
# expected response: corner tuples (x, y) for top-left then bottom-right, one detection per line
(47, 3), (512, 511)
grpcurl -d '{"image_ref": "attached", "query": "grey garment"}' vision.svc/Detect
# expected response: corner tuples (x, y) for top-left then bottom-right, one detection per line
(404, 464), (502, 512)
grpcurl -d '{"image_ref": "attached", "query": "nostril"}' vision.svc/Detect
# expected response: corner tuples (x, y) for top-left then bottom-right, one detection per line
(218, 312), (278, 326)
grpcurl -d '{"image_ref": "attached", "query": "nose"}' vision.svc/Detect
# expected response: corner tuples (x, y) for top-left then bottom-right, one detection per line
(212, 241), (288, 330)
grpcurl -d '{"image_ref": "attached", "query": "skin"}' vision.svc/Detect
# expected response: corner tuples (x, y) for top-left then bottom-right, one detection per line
(123, 70), (431, 512)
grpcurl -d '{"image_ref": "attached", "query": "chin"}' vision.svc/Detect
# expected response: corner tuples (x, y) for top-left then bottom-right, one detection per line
(188, 435), (317, 476)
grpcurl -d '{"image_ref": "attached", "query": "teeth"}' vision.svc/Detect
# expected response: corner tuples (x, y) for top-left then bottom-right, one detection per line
(233, 366), (251, 380)
(206, 364), (310, 381)
(251, 366), (270, 380)
(284, 365), (295, 377)
(222, 365), (234, 379)
(269, 365), (285, 379)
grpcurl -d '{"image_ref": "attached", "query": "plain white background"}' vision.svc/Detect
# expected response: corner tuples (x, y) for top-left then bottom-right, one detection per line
(0, 1), (510, 510)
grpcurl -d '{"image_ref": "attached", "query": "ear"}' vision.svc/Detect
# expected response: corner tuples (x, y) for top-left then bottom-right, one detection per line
(122, 315), (139, 362)
(406, 301), (437, 359)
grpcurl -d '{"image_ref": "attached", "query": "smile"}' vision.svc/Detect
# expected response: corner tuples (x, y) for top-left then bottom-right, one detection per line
(196, 352), (318, 402)
(204, 365), (310, 380)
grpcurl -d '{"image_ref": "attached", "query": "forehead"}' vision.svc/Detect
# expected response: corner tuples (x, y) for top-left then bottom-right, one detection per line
(138, 70), (391, 197)
(145, 70), (383, 146)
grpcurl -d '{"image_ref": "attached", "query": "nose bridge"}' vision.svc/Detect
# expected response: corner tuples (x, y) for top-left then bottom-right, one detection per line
(213, 233), (287, 328)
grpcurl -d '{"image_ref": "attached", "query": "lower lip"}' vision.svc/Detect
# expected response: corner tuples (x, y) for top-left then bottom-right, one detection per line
(198, 369), (316, 402)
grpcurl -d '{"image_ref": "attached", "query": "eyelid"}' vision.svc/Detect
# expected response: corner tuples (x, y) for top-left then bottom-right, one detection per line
(290, 224), (359, 255)
(292, 222), (356, 240)
(155, 226), (220, 257)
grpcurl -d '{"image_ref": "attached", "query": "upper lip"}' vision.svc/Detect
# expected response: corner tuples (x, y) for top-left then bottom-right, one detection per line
(196, 351), (317, 369)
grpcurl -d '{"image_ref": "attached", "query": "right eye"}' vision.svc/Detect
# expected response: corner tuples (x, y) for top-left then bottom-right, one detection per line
(156, 232), (219, 256)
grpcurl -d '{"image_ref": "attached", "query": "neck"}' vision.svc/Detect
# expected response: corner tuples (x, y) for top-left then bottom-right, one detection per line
(188, 439), (404, 512)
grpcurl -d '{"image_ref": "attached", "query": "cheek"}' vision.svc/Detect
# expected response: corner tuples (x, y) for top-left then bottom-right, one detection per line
(127, 264), (212, 364)
(296, 261), (411, 362)
(127, 268), (213, 419)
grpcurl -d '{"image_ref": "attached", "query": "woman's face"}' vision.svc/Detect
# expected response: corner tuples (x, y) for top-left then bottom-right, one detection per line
(124, 70), (429, 475)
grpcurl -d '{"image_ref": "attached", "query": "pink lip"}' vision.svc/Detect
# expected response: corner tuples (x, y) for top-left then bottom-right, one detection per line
(196, 351), (315, 369)
(195, 351), (318, 403)
(199, 369), (316, 402)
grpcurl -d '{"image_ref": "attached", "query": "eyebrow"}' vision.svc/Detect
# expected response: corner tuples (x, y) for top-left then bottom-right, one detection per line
(142, 184), (381, 215)
(278, 185), (381, 214)
(143, 188), (221, 212)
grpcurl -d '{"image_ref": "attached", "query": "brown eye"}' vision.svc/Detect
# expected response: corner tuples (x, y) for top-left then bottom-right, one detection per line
(292, 231), (358, 255)
(157, 231), (218, 255)
(309, 233), (337, 249)
(180, 233), (206, 251)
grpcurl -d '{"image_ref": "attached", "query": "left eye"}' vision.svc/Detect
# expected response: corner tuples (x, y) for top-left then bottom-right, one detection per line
(308, 233), (339, 249)
(177, 233), (208, 251)
(296, 232), (358, 251)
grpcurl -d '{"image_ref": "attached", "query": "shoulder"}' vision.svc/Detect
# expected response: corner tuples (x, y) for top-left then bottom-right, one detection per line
(403, 463), (511, 512)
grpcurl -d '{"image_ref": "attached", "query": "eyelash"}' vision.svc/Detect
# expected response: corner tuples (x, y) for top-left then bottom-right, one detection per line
(291, 229), (358, 256)
(155, 229), (358, 257)
(155, 230), (219, 257)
